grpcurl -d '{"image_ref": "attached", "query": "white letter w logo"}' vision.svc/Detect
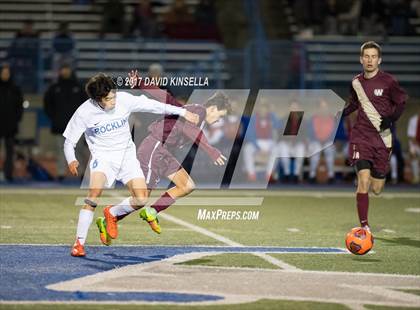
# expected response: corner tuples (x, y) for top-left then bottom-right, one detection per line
(374, 89), (383, 96)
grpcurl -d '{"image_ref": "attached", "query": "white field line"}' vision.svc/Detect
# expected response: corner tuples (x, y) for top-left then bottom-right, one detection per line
(44, 251), (420, 308)
(0, 243), (350, 255)
(405, 208), (420, 213)
(157, 212), (300, 271)
(1, 188), (420, 199)
(342, 284), (420, 304)
(73, 197), (264, 206)
(107, 192), (299, 271)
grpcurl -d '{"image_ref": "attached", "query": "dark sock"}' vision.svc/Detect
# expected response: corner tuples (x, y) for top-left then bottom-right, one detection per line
(151, 192), (176, 213)
(356, 193), (369, 227)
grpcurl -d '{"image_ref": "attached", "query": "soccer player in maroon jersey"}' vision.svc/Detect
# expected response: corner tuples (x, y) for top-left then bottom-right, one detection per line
(342, 41), (407, 231)
(136, 91), (230, 233)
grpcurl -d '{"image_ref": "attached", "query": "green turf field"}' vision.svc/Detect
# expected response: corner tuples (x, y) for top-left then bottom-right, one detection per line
(1, 188), (419, 309)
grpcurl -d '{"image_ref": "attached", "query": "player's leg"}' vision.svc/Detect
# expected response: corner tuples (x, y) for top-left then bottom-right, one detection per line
(409, 142), (420, 184)
(243, 142), (257, 181)
(101, 178), (149, 240)
(266, 142), (280, 181)
(126, 177), (150, 209)
(72, 171), (106, 256)
(355, 160), (372, 229)
(370, 177), (386, 195)
(369, 162), (387, 195)
(141, 168), (195, 234)
(110, 178), (149, 217)
(369, 145), (393, 196)
(293, 142), (305, 181)
(324, 144), (336, 182)
(151, 168), (194, 214)
(278, 141), (291, 181)
(166, 168), (196, 199)
(390, 154), (398, 184)
(104, 148), (150, 239)
(309, 141), (321, 183)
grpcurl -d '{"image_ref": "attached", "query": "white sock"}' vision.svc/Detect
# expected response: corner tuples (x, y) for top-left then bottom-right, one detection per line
(110, 197), (135, 217)
(76, 209), (94, 245)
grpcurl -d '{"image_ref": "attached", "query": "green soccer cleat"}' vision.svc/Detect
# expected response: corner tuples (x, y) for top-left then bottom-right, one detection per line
(96, 217), (112, 246)
(139, 207), (161, 234)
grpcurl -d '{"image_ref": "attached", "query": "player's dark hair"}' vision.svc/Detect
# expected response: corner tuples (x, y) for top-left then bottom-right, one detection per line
(85, 73), (116, 102)
(360, 41), (382, 57)
(204, 91), (231, 113)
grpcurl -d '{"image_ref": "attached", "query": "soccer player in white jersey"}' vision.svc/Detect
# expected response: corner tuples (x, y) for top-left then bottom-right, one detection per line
(63, 73), (198, 257)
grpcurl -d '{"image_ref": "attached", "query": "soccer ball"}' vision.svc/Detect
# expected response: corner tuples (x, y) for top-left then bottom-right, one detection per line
(345, 227), (374, 255)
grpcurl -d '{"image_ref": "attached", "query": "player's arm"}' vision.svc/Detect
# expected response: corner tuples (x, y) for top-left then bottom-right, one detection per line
(64, 139), (79, 176)
(380, 79), (408, 131)
(128, 69), (182, 107)
(181, 121), (226, 165)
(124, 92), (199, 125)
(389, 79), (407, 122)
(342, 86), (359, 117)
(62, 110), (87, 176)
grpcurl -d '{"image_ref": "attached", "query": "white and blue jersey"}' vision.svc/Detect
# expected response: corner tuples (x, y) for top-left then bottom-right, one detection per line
(63, 91), (186, 186)
(63, 91), (185, 155)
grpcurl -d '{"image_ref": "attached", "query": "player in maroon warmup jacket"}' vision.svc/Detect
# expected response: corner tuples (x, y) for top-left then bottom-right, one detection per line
(343, 41), (407, 231)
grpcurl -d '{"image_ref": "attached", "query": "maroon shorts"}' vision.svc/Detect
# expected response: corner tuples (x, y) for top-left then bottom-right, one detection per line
(137, 136), (181, 189)
(348, 142), (392, 178)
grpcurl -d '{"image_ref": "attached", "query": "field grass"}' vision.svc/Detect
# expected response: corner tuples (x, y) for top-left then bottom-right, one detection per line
(1, 190), (419, 275)
(0, 299), (349, 310)
(1, 188), (419, 309)
(178, 253), (279, 269)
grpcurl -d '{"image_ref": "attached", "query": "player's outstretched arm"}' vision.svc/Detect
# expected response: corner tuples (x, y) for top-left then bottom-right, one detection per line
(124, 92), (199, 125)
(128, 70), (183, 108)
(181, 121), (223, 162)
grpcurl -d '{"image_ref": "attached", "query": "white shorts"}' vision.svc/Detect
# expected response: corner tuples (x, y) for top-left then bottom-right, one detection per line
(90, 146), (144, 188)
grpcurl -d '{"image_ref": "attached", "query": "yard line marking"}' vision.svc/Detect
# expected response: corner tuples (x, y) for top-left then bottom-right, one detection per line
(1, 188), (420, 199)
(381, 229), (396, 233)
(107, 192), (299, 271)
(287, 228), (300, 232)
(74, 197), (264, 206)
(405, 208), (420, 213)
(157, 213), (300, 271)
(0, 244), (346, 252)
(43, 251), (420, 308)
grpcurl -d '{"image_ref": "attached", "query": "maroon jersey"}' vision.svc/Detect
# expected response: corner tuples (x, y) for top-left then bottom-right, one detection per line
(135, 82), (221, 161)
(138, 80), (182, 108)
(344, 70), (407, 148)
(147, 104), (221, 161)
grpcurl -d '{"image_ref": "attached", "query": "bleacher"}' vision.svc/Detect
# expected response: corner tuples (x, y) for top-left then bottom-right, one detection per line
(0, 0), (228, 91)
(300, 36), (420, 86)
(0, 0), (203, 39)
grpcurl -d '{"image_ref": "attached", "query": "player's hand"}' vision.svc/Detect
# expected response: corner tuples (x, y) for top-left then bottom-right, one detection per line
(128, 69), (140, 88)
(68, 160), (79, 176)
(184, 111), (199, 125)
(380, 117), (392, 131)
(214, 154), (227, 166)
